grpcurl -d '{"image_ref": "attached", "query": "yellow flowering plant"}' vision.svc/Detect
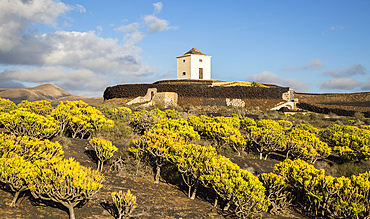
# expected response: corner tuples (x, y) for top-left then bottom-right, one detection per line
(111, 190), (137, 219)
(51, 100), (114, 139)
(199, 155), (268, 217)
(132, 128), (184, 183)
(164, 109), (180, 119)
(244, 120), (286, 160)
(89, 137), (118, 171)
(0, 155), (35, 207)
(18, 100), (53, 116)
(129, 110), (162, 134)
(273, 159), (370, 218)
(0, 97), (17, 113)
(239, 115), (256, 130)
(166, 143), (217, 199)
(286, 129), (331, 164)
(0, 109), (60, 139)
(29, 158), (105, 219)
(152, 118), (200, 143)
(203, 121), (242, 149)
(320, 124), (370, 161)
(259, 172), (290, 215)
(0, 133), (64, 163)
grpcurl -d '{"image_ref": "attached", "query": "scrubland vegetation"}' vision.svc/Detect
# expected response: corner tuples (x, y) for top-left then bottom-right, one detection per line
(0, 97), (370, 218)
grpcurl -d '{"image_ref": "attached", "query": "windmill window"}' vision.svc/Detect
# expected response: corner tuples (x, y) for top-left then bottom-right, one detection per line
(183, 59), (186, 63)
(183, 72), (186, 75)
(199, 59), (203, 62)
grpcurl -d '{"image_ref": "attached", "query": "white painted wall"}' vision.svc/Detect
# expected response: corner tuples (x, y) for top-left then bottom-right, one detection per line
(177, 54), (211, 80)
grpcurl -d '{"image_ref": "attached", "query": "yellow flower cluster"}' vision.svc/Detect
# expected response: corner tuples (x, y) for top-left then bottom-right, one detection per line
(18, 100), (52, 116)
(0, 133), (64, 163)
(152, 118), (200, 142)
(0, 154), (35, 206)
(51, 100), (114, 138)
(0, 97), (17, 113)
(245, 120), (286, 160)
(199, 155), (268, 217)
(286, 129), (331, 164)
(89, 137), (118, 171)
(273, 159), (370, 218)
(320, 124), (370, 161)
(0, 133), (63, 207)
(0, 109), (59, 139)
(166, 143), (217, 199)
(129, 109), (162, 134)
(111, 189), (137, 219)
(29, 157), (104, 219)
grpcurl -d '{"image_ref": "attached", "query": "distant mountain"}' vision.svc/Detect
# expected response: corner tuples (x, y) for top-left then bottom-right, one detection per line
(0, 84), (103, 106)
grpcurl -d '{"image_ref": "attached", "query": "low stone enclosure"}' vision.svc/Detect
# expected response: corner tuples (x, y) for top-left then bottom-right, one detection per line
(103, 80), (297, 110)
(295, 92), (370, 118)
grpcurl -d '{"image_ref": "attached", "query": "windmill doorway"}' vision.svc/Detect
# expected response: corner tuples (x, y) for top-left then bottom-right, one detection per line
(199, 68), (203, 79)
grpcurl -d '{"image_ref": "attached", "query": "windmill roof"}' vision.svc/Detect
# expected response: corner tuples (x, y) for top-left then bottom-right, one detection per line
(177, 47), (207, 58)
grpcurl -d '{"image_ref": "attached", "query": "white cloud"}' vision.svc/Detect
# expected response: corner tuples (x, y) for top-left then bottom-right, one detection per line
(114, 3), (176, 45)
(75, 4), (86, 13)
(320, 77), (370, 91)
(153, 2), (163, 14)
(0, 0), (70, 25)
(123, 31), (147, 47)
(280, 58), (324, 71)
(0, 67), (110, 95)
(0, 0), (177, 96)
(323, 63), (366, 78)
(96, 25), (103, 34)
(0, 0), (70, 52)
(322, 25), (350, 36)
(320, 77), (358, 90)
(144, 15), (171, 33)
(114, 22), (140, 33)
(247, 71), (308, 92)
(63, 21), (71, 27)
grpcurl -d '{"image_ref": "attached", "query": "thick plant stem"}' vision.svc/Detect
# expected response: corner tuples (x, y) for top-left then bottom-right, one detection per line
(68, 205), (75, 219)
(214, 195), (218, 208)
(155, 165), (161, 183)
(10, 191), (20, 207)
(264, 153), (269, 160)
(190, 182), (199, 200)
(223, 201), (231, 211)
(100, 161), (104, 172)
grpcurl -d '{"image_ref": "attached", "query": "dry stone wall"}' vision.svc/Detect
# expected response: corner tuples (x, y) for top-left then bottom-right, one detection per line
(103, 82), (290, 101)
(297, 102), (370, 118)
(295, 92), (370, 104)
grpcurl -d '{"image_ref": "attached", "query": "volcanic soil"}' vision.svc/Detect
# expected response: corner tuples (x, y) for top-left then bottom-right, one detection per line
(0, 138), (306, 219)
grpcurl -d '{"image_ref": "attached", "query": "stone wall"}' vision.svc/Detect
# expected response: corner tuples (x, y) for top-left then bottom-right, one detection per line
(295, 92), (370, 113)
(177, 97), (284, 110)
(297, 102), (370, 118)
(152, 92), (178, 107)
(103, 82), (290, 100)
(295, 92), (370, 103)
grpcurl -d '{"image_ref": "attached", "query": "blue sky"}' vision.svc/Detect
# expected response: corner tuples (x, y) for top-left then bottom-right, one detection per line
(0, 0), (369, 97)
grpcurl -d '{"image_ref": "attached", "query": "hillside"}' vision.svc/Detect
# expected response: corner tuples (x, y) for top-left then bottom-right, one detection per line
(295, 92), (370, 113)
(0, 84), (103, 106)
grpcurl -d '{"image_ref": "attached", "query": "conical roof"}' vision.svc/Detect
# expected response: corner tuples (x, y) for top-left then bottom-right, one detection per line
(184, 47), (206, 56)
(177, 47), (206, 58)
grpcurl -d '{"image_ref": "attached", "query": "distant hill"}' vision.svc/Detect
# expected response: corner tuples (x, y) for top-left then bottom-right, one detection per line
(0, 84), (103, 106)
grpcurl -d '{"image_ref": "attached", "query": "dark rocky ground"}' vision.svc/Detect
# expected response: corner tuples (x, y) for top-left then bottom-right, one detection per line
(0, 137), (309, 219)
